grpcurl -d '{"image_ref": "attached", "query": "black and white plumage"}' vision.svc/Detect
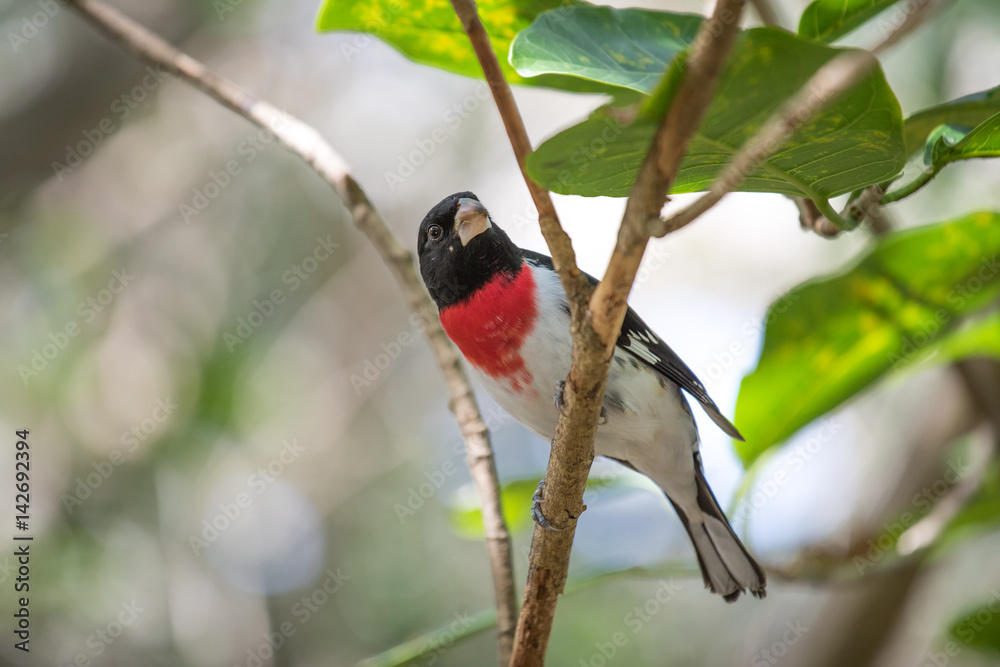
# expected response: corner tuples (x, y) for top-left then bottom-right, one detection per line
(417, 192), (766, 602)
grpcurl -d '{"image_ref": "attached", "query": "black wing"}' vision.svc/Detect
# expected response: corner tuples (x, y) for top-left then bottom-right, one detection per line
(521, 249), (744, 441)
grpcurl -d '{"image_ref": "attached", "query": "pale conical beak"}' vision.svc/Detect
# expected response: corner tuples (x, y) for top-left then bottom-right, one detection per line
(455, 198), (492, 246)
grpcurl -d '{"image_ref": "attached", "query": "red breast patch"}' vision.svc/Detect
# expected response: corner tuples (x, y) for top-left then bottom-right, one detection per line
(439, 263), (537, 395)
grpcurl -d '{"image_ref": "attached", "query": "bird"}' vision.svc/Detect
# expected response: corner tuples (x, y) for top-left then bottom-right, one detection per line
(417, 192), (766, 602)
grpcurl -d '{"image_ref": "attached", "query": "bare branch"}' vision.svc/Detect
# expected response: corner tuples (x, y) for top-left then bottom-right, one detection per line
(591, 0), (746, 349)
(747, 0), (844, 241)
(450, 0), (747, 664)
(63, 0), (519, 659)
(658, 0), (953, 236)
(750, 0), (784, 27)
(449, 0), (588, 308)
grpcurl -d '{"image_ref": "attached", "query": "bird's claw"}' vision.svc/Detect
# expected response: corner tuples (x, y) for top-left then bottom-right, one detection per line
(554, 380), (608, 424)
(531, 479), (565, 532)
(553, 380), (567, 414)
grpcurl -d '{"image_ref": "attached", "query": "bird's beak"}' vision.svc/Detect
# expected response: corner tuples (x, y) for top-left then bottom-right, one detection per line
(455, 198), (492, 246)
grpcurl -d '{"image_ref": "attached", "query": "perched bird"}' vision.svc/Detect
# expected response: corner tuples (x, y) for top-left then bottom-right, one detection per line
(417, 192), (766, 602)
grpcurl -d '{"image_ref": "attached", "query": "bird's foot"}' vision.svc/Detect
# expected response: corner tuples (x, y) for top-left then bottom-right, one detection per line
(553, 380), (567, 414)
(531, 479), (565, 532)
(553, 380), (607, 424)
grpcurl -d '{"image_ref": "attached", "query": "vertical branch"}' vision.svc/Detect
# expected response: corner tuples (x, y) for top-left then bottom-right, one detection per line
(448, 0), (588, 305)
(63, 0), (519, 662)
(591, 0), (746, 349)
(449, 1), (746, 665)
(749, 0), (783, 27)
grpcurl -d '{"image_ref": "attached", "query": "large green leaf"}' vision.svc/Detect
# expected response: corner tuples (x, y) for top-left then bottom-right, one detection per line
(522, 18), (905, 199)
(935, 312), (1000, 362)
(315, 0), (599, 89)
(950, 594), (1000, 657)
(883, 112), (1000, 204)
(904, 85), (1000, 154)
(510, 6), (702, 93)
(735, 212), (1000, 465)
(798, 0), (904, 43)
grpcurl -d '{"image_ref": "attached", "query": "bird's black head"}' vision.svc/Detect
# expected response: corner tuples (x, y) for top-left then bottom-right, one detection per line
(417, 192), (523, 309)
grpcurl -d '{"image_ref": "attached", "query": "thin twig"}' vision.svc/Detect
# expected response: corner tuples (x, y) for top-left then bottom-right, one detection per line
(750, 0), (783, 27)
(63, 0), (519, 659)
(749, 0), (841, 240)
(449, 0), (588, 308)
(446, 2), (610, 664)
(658, 0), (953, 235)
(447, 3), (602, 664)
(450, 0), (746, 664)
(591, 0), (746, 348)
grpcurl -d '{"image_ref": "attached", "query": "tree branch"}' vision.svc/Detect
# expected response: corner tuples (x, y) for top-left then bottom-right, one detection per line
(658, 0), (953, 236)
(749, 0), (783, 27)
(448, 0), (588, 307)
(450, 1), (746, 664)
(63, 0), (519, 661)
(592, 0), (746, 347)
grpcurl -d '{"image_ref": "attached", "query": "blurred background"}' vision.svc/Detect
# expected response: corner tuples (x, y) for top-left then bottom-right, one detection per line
(1, 0), (999, 665)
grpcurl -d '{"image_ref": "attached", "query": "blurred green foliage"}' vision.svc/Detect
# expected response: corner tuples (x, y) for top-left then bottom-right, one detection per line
(736, 212), (1000, 464)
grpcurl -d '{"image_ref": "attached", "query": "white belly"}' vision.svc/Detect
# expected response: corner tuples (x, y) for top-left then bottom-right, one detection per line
(473, 304), (697, 464)
(462, 263), (701, 507)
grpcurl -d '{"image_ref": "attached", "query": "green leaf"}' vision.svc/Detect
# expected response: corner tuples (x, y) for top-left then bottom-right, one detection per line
(448, 478), (539, 537)
(510, 6), (703, 93)
(735, 212), (1000, 466)
(315, 0), (598, 89)
(798, 0), (904, 43)
(447, 474), (640, 538)
(525, 23), (905, 199)
(934, 312), (1000, 363)
(904, 85), (1000, 154)
(950, 594), (1000, 657)
(883, 112), (1000, 204)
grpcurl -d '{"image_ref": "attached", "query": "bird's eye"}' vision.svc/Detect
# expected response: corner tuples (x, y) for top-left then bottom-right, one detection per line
(427, 224), (443, 241)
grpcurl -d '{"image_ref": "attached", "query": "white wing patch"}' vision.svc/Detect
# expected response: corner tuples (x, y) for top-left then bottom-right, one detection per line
(624, 336), (662, 365)
(629, 329), (659, 345)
